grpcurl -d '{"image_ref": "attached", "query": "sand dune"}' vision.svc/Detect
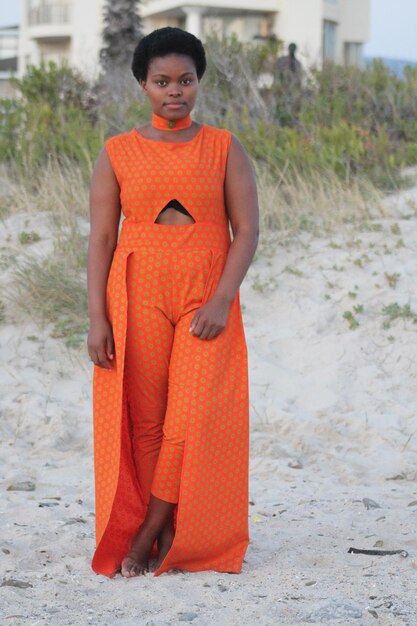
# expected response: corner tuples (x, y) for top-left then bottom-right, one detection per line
(1, 183), (416, 625)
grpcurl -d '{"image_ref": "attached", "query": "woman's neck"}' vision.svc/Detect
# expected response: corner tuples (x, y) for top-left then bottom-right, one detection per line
(151, 111), (193, 131)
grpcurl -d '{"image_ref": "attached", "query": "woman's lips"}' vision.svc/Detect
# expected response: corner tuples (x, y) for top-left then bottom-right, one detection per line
(165, 103), (185, 109)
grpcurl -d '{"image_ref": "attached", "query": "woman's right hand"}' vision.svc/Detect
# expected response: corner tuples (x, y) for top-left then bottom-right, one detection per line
(87, 316), (115, 370)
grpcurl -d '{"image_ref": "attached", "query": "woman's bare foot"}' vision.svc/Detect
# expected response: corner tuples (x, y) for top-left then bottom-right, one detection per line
(120, 524), (156, 577)
(151, 523), (175, 571)
(120, 494), (177, 577)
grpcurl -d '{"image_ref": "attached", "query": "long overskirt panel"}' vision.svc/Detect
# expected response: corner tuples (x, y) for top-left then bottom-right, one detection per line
(91, 221), (250, 577)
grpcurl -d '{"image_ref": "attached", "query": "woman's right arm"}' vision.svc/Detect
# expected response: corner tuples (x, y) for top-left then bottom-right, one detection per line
(87, 146), (121, 369)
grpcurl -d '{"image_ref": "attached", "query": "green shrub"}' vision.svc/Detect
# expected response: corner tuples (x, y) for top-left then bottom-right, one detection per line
(1, 35), (417, 191)
(0, 59), (104, 178)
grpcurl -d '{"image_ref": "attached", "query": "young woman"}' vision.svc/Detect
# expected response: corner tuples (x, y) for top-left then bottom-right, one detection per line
(87, 26), (259, 579)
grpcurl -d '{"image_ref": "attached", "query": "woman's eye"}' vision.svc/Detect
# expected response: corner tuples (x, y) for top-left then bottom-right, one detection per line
(156, 79), (192, 87)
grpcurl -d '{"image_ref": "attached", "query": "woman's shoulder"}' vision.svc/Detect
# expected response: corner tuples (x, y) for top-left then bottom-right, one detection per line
(202, 122), (233, 138)
(104, 130), (133, 147)
(103, 131), (137, 162)
(201, 123), (233, 153)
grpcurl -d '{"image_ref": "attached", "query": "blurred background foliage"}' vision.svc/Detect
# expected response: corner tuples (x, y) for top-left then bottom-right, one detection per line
(1, 32), (416, 191)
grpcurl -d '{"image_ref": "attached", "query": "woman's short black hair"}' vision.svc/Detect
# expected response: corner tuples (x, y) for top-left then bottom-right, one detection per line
(131, 27), (207, 82)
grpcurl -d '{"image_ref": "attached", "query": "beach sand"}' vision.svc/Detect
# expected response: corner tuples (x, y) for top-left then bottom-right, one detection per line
(1, 184), (416, 625)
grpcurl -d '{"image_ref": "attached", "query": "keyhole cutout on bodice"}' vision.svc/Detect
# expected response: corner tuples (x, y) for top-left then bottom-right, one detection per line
(154, 199), (196, 225)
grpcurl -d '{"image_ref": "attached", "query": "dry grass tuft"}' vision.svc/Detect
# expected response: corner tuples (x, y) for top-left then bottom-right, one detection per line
(10, 255), (88, 347)
(254, 161), (385, 255)
(0, 155), (89, 219)
(2, 158), (89, 345)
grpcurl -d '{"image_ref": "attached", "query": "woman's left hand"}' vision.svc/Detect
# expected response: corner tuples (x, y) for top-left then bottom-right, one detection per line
(189, 295), (232, 340)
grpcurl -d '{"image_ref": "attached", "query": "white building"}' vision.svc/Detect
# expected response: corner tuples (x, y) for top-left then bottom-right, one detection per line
(18, 0), (104, 81)
(144, 0), (370, 68)
(0, 24), (19, 96)
(17, 0), (370, 81)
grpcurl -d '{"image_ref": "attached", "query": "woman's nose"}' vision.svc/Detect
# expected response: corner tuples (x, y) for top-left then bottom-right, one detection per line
(168, 84), (182, 96)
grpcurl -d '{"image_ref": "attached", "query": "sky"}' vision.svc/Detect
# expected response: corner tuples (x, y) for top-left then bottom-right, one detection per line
(1, 0), (416, 62)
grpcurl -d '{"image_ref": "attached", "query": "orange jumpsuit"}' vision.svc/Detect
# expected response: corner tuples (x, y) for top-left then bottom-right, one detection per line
(91, 123), (250, 577)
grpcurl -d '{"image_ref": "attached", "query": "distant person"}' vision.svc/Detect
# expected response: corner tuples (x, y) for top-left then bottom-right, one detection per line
(276, 42), (303, 84)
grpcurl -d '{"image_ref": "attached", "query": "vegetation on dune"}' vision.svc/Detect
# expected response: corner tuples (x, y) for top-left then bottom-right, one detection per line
(1, 34), (417, 187)
(1, 60), (103, 177)
(1, 33), (416, 344)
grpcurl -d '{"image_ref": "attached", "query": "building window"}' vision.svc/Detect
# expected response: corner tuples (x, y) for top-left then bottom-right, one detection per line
(259, 14), (274, 39)
(323, 20), (337, 63)
(28, 1), (71, 26)
(0, 30), (18, 60)
(203, 14), (275, 43)
(344, 42), (363, 67)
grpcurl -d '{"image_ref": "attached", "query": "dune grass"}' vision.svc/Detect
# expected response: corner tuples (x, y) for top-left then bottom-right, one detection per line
(11, 257), (88, 347)
(0, 153), (391, 345)
(1, 157), (89, 346)
(253, 161), (385, 256)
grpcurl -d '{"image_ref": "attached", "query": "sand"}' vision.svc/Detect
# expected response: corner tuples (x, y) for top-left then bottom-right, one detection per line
(1, 182), (416, 625)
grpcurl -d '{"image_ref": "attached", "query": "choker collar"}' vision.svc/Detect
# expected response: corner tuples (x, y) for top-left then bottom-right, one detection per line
(151, 111), (193, 130)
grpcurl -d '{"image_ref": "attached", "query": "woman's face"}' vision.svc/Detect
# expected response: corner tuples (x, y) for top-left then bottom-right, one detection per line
(139, 53), (199, 119)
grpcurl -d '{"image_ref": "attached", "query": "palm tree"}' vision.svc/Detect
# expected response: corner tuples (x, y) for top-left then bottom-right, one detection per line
(99, 0), (143, 74)
(94, 0), (144, 130)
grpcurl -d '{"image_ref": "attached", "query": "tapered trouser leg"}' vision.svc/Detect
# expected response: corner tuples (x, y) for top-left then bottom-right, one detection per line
(150, 310), (207, 504)
(127, 308), (200, 506)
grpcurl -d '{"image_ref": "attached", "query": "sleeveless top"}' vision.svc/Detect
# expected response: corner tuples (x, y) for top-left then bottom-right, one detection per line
(104, 124), (232, 228)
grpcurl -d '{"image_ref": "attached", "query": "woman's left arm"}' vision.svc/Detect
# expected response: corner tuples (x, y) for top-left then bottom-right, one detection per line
(213, 134), (259, 304)
(189, 135), (259, 340)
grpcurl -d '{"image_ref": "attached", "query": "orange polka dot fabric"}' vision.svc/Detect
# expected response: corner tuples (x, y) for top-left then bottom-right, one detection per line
(91, 124), (250, 578)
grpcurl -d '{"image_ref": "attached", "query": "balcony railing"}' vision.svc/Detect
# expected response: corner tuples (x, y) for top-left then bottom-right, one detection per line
(28, 3), (71, 26)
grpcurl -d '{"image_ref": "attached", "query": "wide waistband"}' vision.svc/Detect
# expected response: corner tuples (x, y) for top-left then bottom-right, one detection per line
(116, 220), (231, 252)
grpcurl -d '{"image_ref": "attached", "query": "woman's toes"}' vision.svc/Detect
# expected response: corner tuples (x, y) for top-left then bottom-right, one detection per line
(120, 555), (148, 577)
(120, 558), (132, 577)
(150, 557), (161, 572)
(130, 564), (145, 577)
